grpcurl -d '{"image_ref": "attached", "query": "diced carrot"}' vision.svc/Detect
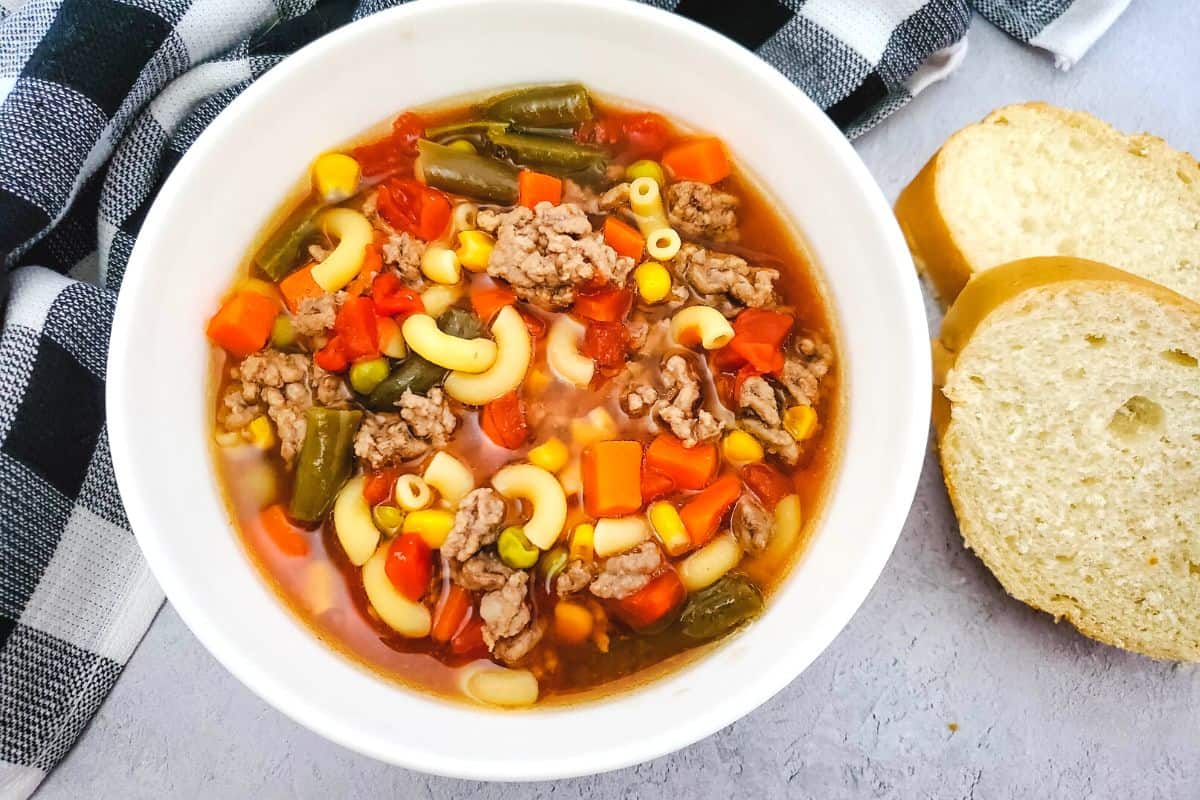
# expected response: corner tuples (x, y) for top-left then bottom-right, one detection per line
(742, 462), (793, 510)
(582, 440), (643, 517)
(614, 570), (685, 628)
(573, 284), (632, 322)
(432, 583), (471, 643)
(345, 245), (383, 296)
(603, 216), (645, 260)
(679, 474), (742, 546)
(640, 468), (675, 502)
(363, 467), (400, 506)
(470, 283), (517, 323)
(259, 504), (309, 557)
(662, 137), (731, 184)
(206, 291), (279, 357)
(645, 434), (716, 491)
(518, 169), (563, 209)
(279, 263), (324, 313)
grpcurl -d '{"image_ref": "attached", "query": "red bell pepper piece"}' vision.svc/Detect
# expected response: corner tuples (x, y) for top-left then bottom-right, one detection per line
(371, 272), (424, 318)
(333, 296), (379, 360)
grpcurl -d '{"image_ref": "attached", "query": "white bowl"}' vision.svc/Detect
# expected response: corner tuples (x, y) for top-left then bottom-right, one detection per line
(108, 0), (929, 781)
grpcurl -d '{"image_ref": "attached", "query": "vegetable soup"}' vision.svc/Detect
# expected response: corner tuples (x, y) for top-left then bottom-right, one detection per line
(208, 84), (841, 708)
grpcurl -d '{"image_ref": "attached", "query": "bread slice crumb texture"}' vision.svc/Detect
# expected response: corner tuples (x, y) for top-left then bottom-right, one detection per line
(940, 269), (1200, 660)
(898, 103), (1200, 305)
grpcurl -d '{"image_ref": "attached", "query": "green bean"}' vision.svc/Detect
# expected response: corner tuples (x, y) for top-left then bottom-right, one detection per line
(415, 140), (518, 205)
(366, 356), (447, 410)
(486, 131), (607, 175)
(289, 408), (362, 522)
(426, 120), (509, 149)
(254, 195), (322, 282)
(437, 306), (484, 339)
(479, 83), (593, 127)
(679, 575), (763, 640)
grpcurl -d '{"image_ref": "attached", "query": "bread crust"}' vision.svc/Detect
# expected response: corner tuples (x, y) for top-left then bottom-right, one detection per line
(936, 257), (1200, 661)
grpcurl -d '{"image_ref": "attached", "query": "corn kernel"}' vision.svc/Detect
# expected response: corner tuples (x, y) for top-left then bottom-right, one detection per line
(783, 405), (818, 441)
(247, 415), (275, 450)
(554, 601), (594, 644)
(569, 523), (595, 563)
(421, 246), (462, 285)
(648, 501), (691, 556)
(447, 139), (477, 154)
(722, 429), (764, 465)
(312, 152), (361, 203)
(633, 261), (671, 304)
(528, 437), (569, 473)
(402, 509), (456, 548)
(456, 230), (494, 272)
(526, 366), (552, 394)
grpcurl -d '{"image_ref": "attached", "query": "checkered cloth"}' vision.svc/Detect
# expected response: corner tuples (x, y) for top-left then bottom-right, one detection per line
(0, 0), (1127, 795)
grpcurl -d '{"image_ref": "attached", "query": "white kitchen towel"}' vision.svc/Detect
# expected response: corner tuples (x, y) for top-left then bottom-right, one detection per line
(0, 1), (1127, 797)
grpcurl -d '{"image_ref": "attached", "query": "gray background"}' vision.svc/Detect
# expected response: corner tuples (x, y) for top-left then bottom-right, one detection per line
(38, 4), (1200, 798)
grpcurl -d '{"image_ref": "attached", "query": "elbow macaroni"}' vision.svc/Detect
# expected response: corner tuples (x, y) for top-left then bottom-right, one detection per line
(362, 544), (432, 637)
(310, 208), (374, 292)
(421, 246), (463, 285)
(402, 313), (498, 373)
(669, 305), (735, 350)
(629, 177), (671, 236)
(593, 516), (651, 558)
(490, 464), (567, 550)
(443, 306), (532, 405)
(422, 452), (475, 506)
(460, 665), (539, 707)
(332, 475), (380, 566)
(419, 284), (464, 318)
(546, 315), (595, 387)
(394, 474), (433, 511)
(646, 227), (681, 261)
(743, 494), (802, 583)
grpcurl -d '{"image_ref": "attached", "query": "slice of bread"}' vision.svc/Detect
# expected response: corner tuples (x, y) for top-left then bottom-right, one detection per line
(936, 256), (1200, 661)
(897, 102), (1200, 306)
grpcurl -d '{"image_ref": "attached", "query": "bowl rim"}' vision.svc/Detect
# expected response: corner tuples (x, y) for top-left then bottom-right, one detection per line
(107, 0), (930, 780)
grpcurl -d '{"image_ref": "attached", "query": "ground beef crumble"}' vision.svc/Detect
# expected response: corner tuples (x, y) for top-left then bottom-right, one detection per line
(666, 181), (740, 242)
(380, 231), (426, 287)
(293, 292), (341, 338)
(477, 202), (635, 308)
(736, 375), (798, 465)
(672, 243), (778, 311)
(651, 354), (724, 447)
(589, 542), (663, 600)
(352, 388), (457, 469)
(451, 549), (513, 591)
(441, 488), (507, 563)
(480, 571), (546, 664)
(555, 559), (593, 596)
(732, 493), (772, 553)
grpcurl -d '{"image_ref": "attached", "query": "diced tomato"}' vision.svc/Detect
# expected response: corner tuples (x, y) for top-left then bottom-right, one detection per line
(470, 283), (517, 323)
(582, 321), (630, 369)
(351, 111), (425, 178)
(742, 462), (793, 510)
(333, 296), (379, 360)
(614, 570), (685, 629)
(314, 336), (349, 373)
(375, 178), (452, 241)
(573, 285), (632, 322)
(519, 308), (547, 340)
(385, 534), (432, 602)
(575, 114), (623, 148)
(449, 616), (488, 657)
(620, 112), (671, 160)
(363, 467), (400, 506)
(480, 390), (528, 449)
(640, 468), (675, 503)
(729, 309), (794, 373)
(431, 583), (472, 643)
(371, 272), (425, 318)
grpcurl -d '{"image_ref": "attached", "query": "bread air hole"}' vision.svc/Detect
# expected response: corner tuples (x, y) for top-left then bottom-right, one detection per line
(1160, 348), (1198, 367)
(1109, 395), (1165, 438)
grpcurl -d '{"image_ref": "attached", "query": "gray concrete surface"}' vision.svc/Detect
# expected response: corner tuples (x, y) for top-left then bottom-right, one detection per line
(37, 4), (1200, 798)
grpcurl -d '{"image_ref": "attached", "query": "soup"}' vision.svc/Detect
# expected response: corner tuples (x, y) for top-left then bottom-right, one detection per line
(206, 84), (840, 707)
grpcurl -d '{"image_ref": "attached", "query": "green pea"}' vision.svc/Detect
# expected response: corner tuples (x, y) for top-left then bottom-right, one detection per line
(538, 546), (568, 581)
(497, 526), (539, 569)
(371, 504), (404, 535)
(624, 159), (665, 186)
(349, 357), (390, 395)
(269, 314), (297, 349)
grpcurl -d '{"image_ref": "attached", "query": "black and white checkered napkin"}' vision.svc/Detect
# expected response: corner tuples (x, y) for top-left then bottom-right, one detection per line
(0, 0), (1126, 794)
